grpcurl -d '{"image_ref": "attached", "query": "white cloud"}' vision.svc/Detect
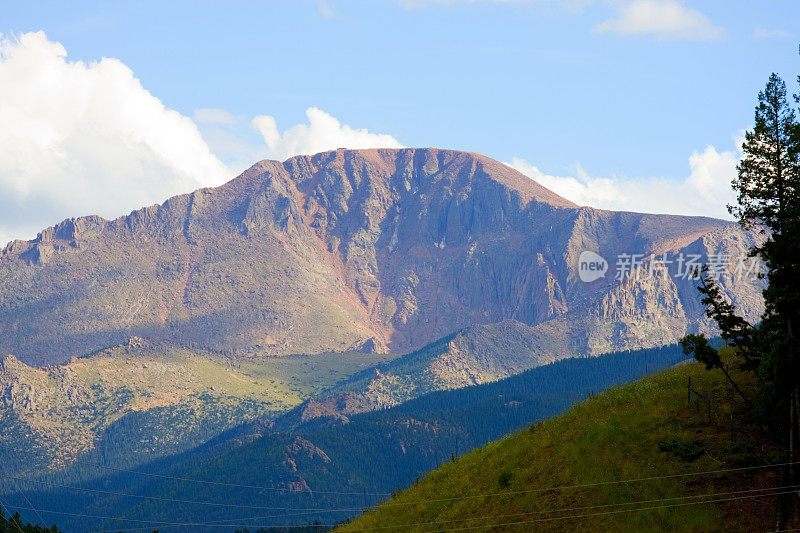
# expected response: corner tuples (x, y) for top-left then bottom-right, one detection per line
(753, 26), (790, 39)
(595, 0), (723, 40)
(0, 32), (403, 246)
(250, 108), (404, 162)
(194, 107), (404, 175)
(192, 108), (270, 174)
(506, 142), (739, 219)
(0, 31), (231, 245)
(399, 0), (722, 40)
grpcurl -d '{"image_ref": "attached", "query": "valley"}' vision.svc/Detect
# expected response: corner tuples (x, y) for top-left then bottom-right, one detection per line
(0, 341), (397, 480)
(340, 354), (778, 532)
(2, 344), (685, 532)
(1, 6), (796, 531)
(0, 148), (774, 531)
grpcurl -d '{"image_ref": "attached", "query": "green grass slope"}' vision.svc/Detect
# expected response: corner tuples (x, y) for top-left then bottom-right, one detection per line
(339, 359), (787, 532)
(0, 340), (397, 480)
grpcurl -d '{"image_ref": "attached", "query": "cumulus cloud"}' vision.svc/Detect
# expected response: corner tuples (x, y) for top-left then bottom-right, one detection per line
(192, 108), (268, 173)
(595, 0), (723, 40)
(506, 142), (740, 219)
(0, 32), (404, 246)
(194, 107), (405, 175)
(0, 31), (231, 245)
(251, 108), (404, 162)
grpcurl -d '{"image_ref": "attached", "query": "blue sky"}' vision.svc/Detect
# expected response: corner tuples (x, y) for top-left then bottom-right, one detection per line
(1, 1), (799, 243)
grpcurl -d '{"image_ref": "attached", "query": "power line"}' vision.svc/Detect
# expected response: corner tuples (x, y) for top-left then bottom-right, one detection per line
(376, 460), (800, 508)
(355, 483), (800, 531)
(422, 487), (797, 532)
(13, 458), (798, 518)
(55, 458), (800, 507)
(6, 474), (364, 513)
(139, 484), (800, 532)
(0, 493), (27, 533)
(9, 481), (795, 532)
(68, 460), (393, 497)
(138, 483), (798, 532)
(7, 458), (795, 531)
(6, 473), (49, 528)
(27, 485), (791, 533)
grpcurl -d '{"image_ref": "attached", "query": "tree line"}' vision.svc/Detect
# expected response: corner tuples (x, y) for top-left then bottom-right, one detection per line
(0, 506), (61, 533)
(4, 344), (684, 532)
(681, 49), (800, 529)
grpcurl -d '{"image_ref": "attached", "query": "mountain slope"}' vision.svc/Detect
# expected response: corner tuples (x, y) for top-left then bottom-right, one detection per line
(0, 148), (764, 366)
(282, 319), (565, 424)
(0, 341), (396, 479)
(2, 345), (685, 532)
(338, 358), (783, 532)
(0, 316), (562, 482)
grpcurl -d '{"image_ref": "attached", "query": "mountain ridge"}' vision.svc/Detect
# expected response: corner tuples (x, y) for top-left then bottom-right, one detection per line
(0, 148), (763, 366)
(3, 344), (686, 532)
(277, 319), (563, 427)
(0, 148), (577, 253)
(337, 355), (774, 532)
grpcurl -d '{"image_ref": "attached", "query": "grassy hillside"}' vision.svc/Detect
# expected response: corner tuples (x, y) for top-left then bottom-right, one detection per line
(339, 356), (789, 532)
(4, 346), (684, 532)
(0, 340), (397, 480)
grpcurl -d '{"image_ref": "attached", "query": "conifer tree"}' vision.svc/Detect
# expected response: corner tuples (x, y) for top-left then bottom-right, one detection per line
(682, 70), (800, 527)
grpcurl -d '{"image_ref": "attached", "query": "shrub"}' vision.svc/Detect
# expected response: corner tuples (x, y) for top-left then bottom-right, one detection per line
(498, 468), (513, 488)
(658, 437), (704, 461)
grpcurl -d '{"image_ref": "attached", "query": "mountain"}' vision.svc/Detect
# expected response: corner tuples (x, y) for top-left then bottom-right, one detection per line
(3, 344), (686, 532)
(0, 148), (764, 367)
(0, 341), (396, 479)
(339, 356), (778, 532)
(0, 147), (769, 530)
(280, 319), (563, 424)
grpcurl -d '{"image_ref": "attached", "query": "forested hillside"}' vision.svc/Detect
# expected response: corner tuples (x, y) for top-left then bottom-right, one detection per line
(2, 345), (684, 532)
(339, 354), (784, 532)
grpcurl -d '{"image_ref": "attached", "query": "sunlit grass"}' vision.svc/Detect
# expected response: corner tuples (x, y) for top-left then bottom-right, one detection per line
(339, 356), (783, 532)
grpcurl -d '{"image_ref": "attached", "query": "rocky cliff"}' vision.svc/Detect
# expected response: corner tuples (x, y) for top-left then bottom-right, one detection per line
(0, 148), (765, 366)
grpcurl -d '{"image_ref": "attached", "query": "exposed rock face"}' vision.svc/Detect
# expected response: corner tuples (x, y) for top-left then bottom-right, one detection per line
(274, 436), (334, 494)
(0, 148), (765, 366)
(279, 319), (563, 425)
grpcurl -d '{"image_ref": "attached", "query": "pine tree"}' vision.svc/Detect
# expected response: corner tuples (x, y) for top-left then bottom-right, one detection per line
(682, 70), (800, 528)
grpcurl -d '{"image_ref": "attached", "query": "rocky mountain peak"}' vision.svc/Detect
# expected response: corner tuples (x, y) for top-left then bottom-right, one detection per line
(0, 148), (763, 366)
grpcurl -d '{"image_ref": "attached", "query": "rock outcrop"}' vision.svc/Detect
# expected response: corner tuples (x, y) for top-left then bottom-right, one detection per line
(0, 148), (765, 366)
